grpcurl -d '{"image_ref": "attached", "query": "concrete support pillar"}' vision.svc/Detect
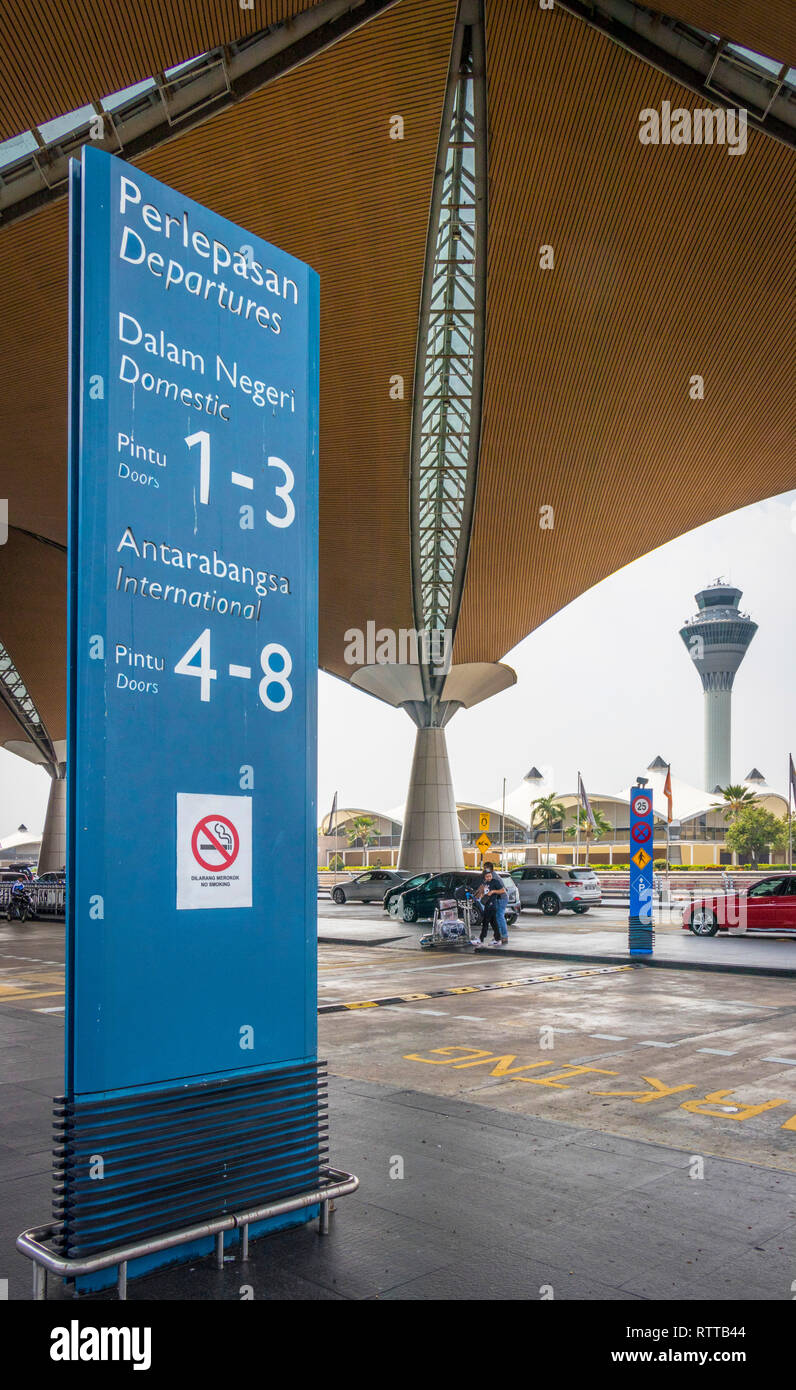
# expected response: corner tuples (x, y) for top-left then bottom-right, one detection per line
(38, 770), (66, 873)
(397, 726), (463, 871)
(704, 688), (731, 792)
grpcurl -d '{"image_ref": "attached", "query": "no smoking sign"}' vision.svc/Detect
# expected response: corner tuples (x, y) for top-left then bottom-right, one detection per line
(177, 793), (252, 910)
(191, 815), (240, 872)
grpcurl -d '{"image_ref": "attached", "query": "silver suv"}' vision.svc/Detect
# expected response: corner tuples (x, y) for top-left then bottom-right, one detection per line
(510, 866), (601, 915)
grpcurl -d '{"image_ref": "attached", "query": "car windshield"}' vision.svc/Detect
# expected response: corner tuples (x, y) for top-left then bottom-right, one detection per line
(570, 870), (596, 878)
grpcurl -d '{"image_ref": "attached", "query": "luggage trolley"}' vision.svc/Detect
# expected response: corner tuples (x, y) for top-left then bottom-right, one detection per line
(420, 892), (481, 950)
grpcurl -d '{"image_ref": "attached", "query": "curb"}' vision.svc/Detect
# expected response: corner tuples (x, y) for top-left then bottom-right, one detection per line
(494, 944), (796, 980)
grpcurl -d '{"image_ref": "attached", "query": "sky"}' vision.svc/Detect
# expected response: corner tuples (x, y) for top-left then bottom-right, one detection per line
(2, 488), (795, 841)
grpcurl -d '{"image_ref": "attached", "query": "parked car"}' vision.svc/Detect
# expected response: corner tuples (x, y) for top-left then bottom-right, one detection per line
(510, 866), (601, 915)
(331, 869), (407, 905)
(36, 871), (66, 884)
(391, 870), (520, 924)
(683, 874), (796, 936)
(0, 866), (35, 882)
(382, 871), (433, 913)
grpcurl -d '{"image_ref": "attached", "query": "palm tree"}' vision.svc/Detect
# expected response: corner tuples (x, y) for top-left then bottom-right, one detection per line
(710, 784), (758, 823)
(345, 815), (378, 853)
(530, 793), (568, 862)
(565, 807), (612, 865)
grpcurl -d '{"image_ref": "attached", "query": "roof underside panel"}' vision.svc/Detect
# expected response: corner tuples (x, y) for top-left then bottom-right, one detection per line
(0, 0), (320, 137)
(0, 0), (455, 695)
(656, 1), (796, 67)
(453, 2), (796, 666)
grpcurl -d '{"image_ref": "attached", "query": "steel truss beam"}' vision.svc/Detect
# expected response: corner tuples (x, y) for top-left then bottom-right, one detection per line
(0, 0), (401, 226)
(409, 0), (487, 710)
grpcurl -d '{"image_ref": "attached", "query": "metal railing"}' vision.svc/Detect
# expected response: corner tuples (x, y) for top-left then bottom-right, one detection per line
(0, 882), (65, 916)
(17, 1166), (358, 1300)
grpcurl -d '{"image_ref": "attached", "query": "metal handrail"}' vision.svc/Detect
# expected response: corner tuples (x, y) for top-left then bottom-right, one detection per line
(17, 1166), (358, 1300)
(0, 882), (65, 915)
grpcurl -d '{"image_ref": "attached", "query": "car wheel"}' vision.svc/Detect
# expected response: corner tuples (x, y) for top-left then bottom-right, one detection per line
(690, 908), (718, 936)
(539, 893), (560, 916)
(572, 905), (589, 915)
(403, 902), (418, 922)
(506, 910), (518, 926)
(332, 887), (346, 905)
(362, 899), (371, 904)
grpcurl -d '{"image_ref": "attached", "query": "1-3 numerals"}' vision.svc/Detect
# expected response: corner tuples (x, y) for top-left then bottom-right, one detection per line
(185, 431), (295, 527)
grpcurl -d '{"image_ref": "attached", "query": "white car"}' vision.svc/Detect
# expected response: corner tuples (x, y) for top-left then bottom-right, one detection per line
(331, 869), (406, 904)
(510, 866), (601, 915)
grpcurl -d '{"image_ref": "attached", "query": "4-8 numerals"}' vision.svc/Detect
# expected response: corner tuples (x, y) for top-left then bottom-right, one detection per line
(175, 629), (292, 710)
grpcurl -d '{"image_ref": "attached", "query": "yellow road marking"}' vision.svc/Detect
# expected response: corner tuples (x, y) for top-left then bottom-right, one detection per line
(0, 989), (65, 1002)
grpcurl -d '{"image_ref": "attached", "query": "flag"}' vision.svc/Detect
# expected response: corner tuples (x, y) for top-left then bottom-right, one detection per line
(326, 790), (338, 836)
(663, 764), (673, 824)
(789, 755), (796, 807)
(578, 772), (596, 828)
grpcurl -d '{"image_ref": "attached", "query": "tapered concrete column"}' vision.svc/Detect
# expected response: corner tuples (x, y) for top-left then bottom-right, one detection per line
(38, 770), (66, 873)
(704, 688), (731, 793)
(398, 726), (463, 871)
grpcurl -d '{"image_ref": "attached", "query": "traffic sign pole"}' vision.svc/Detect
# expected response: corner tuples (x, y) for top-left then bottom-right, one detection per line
(628, 787), (654, 955)
(475, 832), (491, 864)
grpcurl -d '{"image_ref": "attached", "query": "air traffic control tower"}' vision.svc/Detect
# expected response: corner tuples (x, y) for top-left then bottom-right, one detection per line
(680, 582), (757, 793)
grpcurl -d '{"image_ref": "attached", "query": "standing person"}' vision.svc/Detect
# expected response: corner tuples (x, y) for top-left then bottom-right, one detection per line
(473, 862), (509, 948)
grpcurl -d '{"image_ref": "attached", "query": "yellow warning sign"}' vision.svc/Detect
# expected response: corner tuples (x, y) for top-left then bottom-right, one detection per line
(478, 812), (490, 831)
(632, 848), (651, 870)
(475, 833), (492, 852)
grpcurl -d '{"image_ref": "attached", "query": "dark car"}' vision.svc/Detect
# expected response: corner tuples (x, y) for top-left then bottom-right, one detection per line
(382, 871), (433, 912)
(683, 874), (796, 936)
(392, 869), (520, 924)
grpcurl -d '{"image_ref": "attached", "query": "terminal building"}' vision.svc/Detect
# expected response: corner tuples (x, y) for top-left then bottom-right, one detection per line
(319, 760), (789, 870)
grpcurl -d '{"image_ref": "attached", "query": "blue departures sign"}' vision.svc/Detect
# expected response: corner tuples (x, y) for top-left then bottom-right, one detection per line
(628, 786), (654, 955)
(67, 145), (319, 1267)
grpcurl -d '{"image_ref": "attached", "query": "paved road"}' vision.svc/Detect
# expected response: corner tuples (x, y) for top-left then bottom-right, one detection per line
(317, 900), (796, 975)
(2, 917), (795, 1299)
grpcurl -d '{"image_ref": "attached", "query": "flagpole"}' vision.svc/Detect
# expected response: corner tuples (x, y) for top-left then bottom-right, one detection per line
(787, 753), (794, 873)
(326, 790), (338, 872)
(576, 772), (581, 869)
(663, 764), (673, 905)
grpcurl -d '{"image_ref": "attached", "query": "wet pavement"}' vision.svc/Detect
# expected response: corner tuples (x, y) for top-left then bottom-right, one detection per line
(318, 900), (796, 976)
(2, 916), (794, 1299)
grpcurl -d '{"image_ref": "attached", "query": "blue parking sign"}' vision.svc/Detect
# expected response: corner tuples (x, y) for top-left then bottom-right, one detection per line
(628, 787), (654, 954)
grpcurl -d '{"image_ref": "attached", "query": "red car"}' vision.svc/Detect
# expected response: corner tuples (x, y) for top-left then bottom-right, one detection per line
(683, 874), (796, 936)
